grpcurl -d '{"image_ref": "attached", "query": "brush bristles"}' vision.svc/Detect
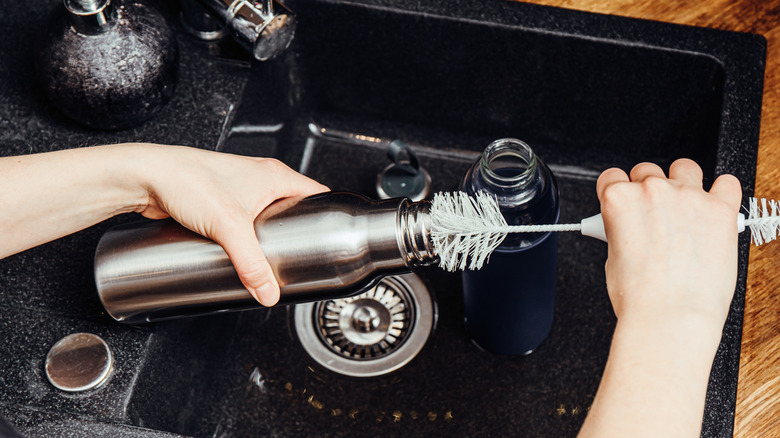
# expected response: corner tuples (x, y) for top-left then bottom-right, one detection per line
(429, 191), (509, 272)
(747, 197), (780, 246)
(429, 191), (574, 271)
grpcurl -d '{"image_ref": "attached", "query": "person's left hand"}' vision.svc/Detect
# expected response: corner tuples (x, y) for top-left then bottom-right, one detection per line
(126, 144), (329, 306)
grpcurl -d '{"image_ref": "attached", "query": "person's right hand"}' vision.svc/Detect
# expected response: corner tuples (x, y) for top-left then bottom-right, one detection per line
(597, 158), (742, 328)
(578, 159), (742, 438)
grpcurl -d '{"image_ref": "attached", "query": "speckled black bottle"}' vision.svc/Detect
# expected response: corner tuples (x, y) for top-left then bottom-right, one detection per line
(461, 138), (560, 355)
(37, 0), (179, 130)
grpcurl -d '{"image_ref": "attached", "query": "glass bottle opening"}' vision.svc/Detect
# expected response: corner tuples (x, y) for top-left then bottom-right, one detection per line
(479, 138), (537, 190)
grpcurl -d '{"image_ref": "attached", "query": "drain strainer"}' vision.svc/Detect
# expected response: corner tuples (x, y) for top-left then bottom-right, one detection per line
(318, 279), (413, 360)
(294, 273), (435, 377)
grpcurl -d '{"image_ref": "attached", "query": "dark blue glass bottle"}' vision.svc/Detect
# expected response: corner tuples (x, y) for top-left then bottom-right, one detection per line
(460, 138), (560, 355)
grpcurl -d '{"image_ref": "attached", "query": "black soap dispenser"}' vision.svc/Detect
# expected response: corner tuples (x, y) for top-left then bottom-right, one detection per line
(37, 0), (179, 130)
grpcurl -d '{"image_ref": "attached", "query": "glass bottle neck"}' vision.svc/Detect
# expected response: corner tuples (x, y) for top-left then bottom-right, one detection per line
(476, 138), (545, 205)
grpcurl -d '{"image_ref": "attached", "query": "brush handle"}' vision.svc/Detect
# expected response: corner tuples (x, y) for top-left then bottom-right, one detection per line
(579, 214), (606, 241)
(579, 213), (748, 242)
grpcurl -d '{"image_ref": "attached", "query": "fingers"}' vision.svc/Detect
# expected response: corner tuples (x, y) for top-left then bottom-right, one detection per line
(709, 173), (742, 210)
(668, 158), (703, 188)
(596, 167), (629, 202)
(629, 162), (666, 182)
(603, 160), (705, 198)
(215, 223), (280, 307)
(212, 158), (328, 307)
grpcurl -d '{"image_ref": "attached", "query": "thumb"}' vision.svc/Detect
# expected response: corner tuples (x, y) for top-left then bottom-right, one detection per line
(215, 224), (280, 307)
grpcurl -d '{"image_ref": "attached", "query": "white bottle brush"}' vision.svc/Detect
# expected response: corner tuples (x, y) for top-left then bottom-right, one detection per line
(429, 191), (780, 272)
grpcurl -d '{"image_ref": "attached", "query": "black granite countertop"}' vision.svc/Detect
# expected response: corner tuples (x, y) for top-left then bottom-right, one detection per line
(0, 0), (249, 435)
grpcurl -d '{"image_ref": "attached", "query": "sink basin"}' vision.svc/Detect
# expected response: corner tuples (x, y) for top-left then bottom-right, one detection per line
(93, 1), (767, 437)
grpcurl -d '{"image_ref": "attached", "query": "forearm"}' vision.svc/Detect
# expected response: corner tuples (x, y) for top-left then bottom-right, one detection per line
(0, 145), (148, 258)
(0, 142), (327, 305)
(579, 312), (723, 438)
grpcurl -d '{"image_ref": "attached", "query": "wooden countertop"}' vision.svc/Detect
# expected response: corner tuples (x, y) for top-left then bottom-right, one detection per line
(517, 0), (780, 436)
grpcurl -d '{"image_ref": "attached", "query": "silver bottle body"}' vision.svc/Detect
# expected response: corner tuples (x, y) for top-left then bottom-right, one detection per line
(94, 192), (436, 324)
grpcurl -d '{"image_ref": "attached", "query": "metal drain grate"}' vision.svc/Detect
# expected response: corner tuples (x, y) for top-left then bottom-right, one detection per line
(316, 280), (413, 360)
(294, 273), (435, 377)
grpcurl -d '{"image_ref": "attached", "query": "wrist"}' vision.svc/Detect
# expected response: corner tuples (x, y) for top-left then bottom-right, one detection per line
(105, 143), (159, 216)
(615, 308), (724, 359)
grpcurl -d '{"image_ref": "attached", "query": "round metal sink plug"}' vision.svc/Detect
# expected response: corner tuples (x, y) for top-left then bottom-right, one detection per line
(294, 273), (435, 377)
(45, 333), (113, 392)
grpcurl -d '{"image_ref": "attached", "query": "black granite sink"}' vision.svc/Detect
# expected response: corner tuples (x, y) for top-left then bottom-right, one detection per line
(127, 1), (765, 437)
(0, 0), (765, 437)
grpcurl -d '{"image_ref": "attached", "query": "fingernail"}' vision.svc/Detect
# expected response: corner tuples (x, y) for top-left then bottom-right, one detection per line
(253, 282), (277, 306)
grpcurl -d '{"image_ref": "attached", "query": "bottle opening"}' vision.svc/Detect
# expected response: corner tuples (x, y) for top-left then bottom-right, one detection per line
(480, 139), (537, 189)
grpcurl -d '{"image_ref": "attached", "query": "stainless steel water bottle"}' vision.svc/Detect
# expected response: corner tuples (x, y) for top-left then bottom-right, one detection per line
(94, 192), (437, 323)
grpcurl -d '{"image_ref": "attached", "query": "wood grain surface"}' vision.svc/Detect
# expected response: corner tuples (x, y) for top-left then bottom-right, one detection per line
(516, 0), (780, 436)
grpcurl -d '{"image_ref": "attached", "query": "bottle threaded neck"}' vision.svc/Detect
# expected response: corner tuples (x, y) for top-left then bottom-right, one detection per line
(399, 199), (439, 268)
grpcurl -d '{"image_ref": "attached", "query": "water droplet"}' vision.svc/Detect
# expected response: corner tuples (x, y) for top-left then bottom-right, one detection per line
(249, 367), (268, 394)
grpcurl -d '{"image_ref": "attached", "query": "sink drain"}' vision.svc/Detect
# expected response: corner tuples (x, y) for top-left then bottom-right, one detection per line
(294, 273), (435, 377)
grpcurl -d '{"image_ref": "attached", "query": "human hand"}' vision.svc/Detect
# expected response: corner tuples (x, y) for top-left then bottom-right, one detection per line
(129, 144), (328, 306)
(579, 160), (741, 438)
(597, 159), (742, 329)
